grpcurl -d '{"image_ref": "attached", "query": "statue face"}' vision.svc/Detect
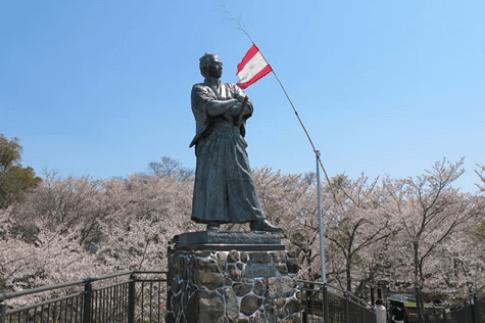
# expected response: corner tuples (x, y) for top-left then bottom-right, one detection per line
(207, 56), (223, 79)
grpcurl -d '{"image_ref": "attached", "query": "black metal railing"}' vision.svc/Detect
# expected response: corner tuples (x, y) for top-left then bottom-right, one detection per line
(0, 271), (167, 323)
(298, 280), (377, 323)
(2, 273), (379, 323)
(441, 296), (484, 323)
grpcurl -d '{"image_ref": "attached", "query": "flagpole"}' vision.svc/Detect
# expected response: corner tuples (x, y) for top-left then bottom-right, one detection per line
(241, 37), (344, 214)
(316, 150), (326, 283)
(226, 6), (338, 285)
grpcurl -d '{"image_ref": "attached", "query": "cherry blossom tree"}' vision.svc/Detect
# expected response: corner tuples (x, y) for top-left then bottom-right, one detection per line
(324, 173), (397, 291)
(383, 158), (477, 322)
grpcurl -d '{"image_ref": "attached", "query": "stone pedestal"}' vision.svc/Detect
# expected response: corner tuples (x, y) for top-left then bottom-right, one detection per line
(166, 231), (301, 323)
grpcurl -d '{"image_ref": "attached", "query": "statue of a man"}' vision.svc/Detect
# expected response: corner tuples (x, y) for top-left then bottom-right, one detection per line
(190, 53), (282, 233)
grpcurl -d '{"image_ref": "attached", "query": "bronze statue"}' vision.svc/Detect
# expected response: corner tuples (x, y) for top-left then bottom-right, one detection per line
(190, 53), (282, 233)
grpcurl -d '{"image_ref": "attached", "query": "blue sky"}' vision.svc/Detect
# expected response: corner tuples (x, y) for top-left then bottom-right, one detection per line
(1, 1), (484, 193)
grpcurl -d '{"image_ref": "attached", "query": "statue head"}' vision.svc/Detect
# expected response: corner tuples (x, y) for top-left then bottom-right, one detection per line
(199, 53), (223, 79)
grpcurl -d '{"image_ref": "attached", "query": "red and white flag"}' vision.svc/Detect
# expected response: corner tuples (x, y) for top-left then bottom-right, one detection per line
(236, 45), (272, 89)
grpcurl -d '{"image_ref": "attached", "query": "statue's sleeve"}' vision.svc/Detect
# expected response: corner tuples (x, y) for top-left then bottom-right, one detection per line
(191, 84), (216, 116)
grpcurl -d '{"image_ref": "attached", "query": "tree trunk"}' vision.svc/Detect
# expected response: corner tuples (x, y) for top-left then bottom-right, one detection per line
(414, 240), (424, 323)
(346, 256), (352, 292)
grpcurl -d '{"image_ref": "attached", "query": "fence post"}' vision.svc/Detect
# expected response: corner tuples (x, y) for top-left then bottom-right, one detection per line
(83, 280), (92, 323)
(344, 292), (349, 323)
(442, 308), (447, 323)
(470, 294), (477, 323)
(370, 287), (375, 307)
(475, 296), (482, 323)
(0, 301), (6, 323)
(301, 282), (308, 323)
(128, 273), (136, 323)
(322, 284), (329, 323)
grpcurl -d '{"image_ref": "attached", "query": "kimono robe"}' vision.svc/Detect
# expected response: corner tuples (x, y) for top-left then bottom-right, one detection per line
(190, 80), (265, 224)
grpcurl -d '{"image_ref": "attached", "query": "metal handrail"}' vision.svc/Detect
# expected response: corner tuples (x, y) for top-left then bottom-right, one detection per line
(0, 270), (134, 301)
(7, 291), (84, 315)
(296, 279), (369, 306)
(1, 270), (168, 323)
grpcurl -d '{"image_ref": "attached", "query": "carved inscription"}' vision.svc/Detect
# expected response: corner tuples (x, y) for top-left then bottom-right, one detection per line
(244, 263), (277, 278)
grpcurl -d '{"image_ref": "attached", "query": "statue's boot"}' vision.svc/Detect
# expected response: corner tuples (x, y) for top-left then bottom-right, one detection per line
(206, 222), (220, 231)
(250, 219), (283, 233)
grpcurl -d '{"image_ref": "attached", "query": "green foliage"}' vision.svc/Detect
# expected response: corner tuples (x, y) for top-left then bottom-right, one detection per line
(0, 134), (42, 208)
(473, 220), (485, 241)
(423, 291), (450, 303)
(290, 232), (305, 245)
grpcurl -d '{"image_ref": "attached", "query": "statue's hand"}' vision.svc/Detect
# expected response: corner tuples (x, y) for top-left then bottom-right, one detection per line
(236, 92), (248, 103)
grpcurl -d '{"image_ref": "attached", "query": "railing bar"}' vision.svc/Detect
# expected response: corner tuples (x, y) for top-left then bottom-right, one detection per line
(132, 279), (167, 283)
(150, 281), (153, 322)
(110, 287), (113, 323)
(126, 282), (129, 323)
(93, 290), (97, 323)
(59, 300), (62, 323)
(123, 284), (126, 323)
(99, 289), (102, 323)
(58, 300), (61, 323)
(53, 301), (57, 323)
(107, 287), (110, 323)
(99, 289), (106, 322)
(108, 286), (111, 323)
(123, 283), (127, 323)
(125, 283), (128, 323)
(96, 289), (100, 323)
(64, 299), (68, 323)
(104, 289), (109, 322)
(115, 285), (119, 323)
(91, 290), (94, 323)
(96, 290), (100, 323)
(109, 286), (113, 323)
(105, 287), (108, 323)
(74, 295), (78, 323)
(93, 289), (98, 323)
(69, 298), (73, 323)
(104, 288), (107, 323)
(120, 284), (124, 322)
(100, 288), (103, 323)
(158, 281), (161, 323)
(47, 302), (51, 323)
(81, 293), (85, 323)
(123, 286), (126, 322)
(57, 300), (60, 323)
(113, 286), (116, 323)
(132, 271), (168, 275)
(141, 282), (145, 323)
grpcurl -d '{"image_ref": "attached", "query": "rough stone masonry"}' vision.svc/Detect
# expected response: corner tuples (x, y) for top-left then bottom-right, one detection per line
(166, 248), (302, 323)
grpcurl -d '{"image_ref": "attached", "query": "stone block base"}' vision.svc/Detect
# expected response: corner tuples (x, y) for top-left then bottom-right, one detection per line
(166, 233), (302, 323)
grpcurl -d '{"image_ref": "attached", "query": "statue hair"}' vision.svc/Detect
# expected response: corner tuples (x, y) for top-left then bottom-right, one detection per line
(199, 53), (219, 78)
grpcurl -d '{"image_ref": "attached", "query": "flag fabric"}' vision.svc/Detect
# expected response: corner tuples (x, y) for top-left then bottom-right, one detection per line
(236, 45), (272, 89)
